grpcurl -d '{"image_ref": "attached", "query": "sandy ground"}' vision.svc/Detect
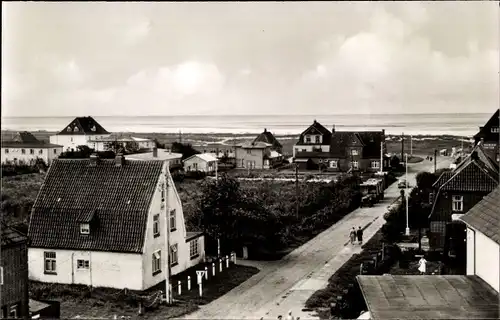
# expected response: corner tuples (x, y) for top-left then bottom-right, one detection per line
(177, 155), (453, 320)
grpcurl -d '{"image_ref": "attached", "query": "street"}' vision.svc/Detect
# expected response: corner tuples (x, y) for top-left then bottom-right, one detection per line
(179, 156), (453, 320)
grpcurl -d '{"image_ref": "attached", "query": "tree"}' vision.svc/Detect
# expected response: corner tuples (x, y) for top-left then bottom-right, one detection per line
(390, 155), (400, 168)
(171, 142), (200, 160)
(125, 141), (140, 153)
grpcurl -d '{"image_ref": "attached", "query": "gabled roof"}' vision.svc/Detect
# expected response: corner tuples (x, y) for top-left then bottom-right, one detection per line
(183, 153), (218, 163)
(329, 130), (384, 159)
(28, 158), (165, 253)
(2, 223), (28, 247)
(14, 131), (42, 144)
(57, 116), (110, 135)
(253, 129), (282, 150)
(460, 186), (500, 245)
(296, 120), (332, 145)
(474, 109), (499, 140)
(1, 131), (63, 148)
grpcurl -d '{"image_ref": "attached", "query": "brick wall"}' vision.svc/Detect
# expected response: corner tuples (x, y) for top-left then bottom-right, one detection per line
(1, 242), (29, 318)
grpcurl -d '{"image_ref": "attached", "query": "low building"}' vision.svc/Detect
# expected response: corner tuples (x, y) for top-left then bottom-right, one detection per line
(293, 121), (387, 172)
(234, 141), (283, 169)
(27, 154), (205, 291)
(460, 186), (500, 292)
(88, 135), (156, 152)
(125, 148), (183, 171)
(49, 116), (111, 152)
(1, 132), (63, 165)
(428, 143), (499, 251)
(183, 153), (218, 173)
(1, 223), (29, 319)
(473, 109), (499, 163)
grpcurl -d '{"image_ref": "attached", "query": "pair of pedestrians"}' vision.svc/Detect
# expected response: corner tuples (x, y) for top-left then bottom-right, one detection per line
(349, 226), (363, 245)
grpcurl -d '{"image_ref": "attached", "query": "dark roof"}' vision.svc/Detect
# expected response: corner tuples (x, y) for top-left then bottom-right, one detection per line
(1, 131), (63, 148)
(460, 186), (500, 244)
(57, 116), (110, 135)
(296, 120), (332, 145)
(329, 131), (384, 158)
(357, 275), (499, 320)
(253, 129), (282, 150)
(474, 109), (499, 140)
(1, 223), (28, 247)
(433, 171), (453, 189)
(28, 158), (164, 253)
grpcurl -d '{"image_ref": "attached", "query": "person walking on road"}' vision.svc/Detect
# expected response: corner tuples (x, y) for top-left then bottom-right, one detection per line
(356, 226), (363, 245)
(418, 256), (427, 274)
(349, 227), (356, 245)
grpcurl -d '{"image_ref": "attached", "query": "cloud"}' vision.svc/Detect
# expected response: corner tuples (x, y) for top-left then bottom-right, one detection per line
(52, 59), (85, 85)
(122, 19), (151, 45)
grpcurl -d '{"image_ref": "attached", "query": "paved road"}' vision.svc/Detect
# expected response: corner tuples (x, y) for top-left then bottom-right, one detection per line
(180, 156), (452, 320)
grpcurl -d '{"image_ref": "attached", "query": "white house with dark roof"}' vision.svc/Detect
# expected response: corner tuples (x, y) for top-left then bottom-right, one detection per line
(460, 186), (500, 292)
(27, 154), (205, 290)
(49, 116), (111, 152)
(1, 131), (63, 165)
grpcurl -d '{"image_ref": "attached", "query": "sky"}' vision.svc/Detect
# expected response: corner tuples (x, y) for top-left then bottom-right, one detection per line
(2, 2), (499, 117)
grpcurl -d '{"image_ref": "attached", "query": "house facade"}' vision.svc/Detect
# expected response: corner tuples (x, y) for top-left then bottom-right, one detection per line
(27, 155), (205, 291)
(49, 116), (111, 152)
(253, 128), (283, 154)
(183, 153), (218, 173)
(88, 136), (156, 152)
(428, 144), (499, 251)
(125, 148), (183, 171)
(460, 186), (499, 292)
(294, 121), (387, 172)
(473, 109), (499, 163)
(1, 132), (63, 165)
(235, 141), (283, 169)
(1, 223), (30, 319)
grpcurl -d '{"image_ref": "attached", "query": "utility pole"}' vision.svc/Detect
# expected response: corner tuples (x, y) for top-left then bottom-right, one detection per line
(295, 163), (299, 218)
(434, 149), (437, 173)
(179, 130), (182, 144)
(380, 141), (384, 174)
(163, 164), (172, 304)
(410, 135), (413, 157)
(405, 153), (410, 236)
(401, 132), (405, 160)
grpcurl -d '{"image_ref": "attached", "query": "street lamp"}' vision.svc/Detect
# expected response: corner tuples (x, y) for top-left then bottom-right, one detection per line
(405, 153), (410, 236)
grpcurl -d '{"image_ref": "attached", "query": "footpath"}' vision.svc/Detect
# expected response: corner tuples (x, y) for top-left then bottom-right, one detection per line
(180, 157), (452, 320)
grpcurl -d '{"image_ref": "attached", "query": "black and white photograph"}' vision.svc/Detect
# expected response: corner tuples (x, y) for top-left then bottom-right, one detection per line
(1, 2), (499, 320)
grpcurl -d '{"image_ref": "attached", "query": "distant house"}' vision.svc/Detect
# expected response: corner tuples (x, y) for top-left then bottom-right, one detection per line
(125, 147), (183, 171)
(49, 116), (111, 152)
(1, 223), (29, 319)
(88, 135), (156, 152)
(473, 109), (499, 163)
(1, 131), (63, 165)
(28, 154), (205, 291)
(428, 143), (499, 251)
(183, 153), (218, 173)
(235, 141), (283, 169)
(253, 128), (283, 154)
(293, 121), (387, 172)
(460, 186), (500, 292)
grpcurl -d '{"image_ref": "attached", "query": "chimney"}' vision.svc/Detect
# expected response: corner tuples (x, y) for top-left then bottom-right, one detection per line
(264, 128), (267, 133)
(153, 147), (158, 158)
(382, 129), (385, 136)
(90, 153), (99, 167)
(115, 153), (125, 166)
(332, 124), (336, 133)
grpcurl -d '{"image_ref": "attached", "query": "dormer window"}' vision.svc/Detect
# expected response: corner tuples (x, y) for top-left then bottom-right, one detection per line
(80, 223), (90, 235)
(74, 127), (79, 132)
(67, 127), (71, 132)
(91, 125), (96, 132)
(351, 149), (359, 156)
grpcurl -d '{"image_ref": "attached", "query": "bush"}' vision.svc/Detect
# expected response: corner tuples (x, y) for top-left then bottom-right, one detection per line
(185, 171), (207, 180)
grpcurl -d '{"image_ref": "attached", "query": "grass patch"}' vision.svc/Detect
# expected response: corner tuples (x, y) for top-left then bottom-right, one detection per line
(1, 173), (45, 225)
(30, 263), (259, 319)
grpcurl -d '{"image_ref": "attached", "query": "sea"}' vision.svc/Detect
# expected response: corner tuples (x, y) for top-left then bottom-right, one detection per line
(0, 113), (493, 137)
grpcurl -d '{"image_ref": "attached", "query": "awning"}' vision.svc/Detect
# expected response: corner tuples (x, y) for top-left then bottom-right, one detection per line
(357, 275), (499, 319)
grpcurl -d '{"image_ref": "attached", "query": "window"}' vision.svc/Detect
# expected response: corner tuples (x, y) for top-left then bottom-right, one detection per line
(329, 160), (337, 168)
(351, 149), (359, 156)
(246, 149), (252, 155)
(74, 127), (79, 132)
(152, 250), (161, 275)
(80, 223), (90, 235)
(170, 244), (178, 265)
(352, 161), (359, 170)
(67, 127), (71, 132)
(4, 149), (9, 154)
(452, 195), (463, 212)
(153, 214), (160, 237)
(190, 239), (199, 258)
(193, 163), (198, 170)
(39, 149), (43, 155)
(70, 137), (73, 142)
(21, 149), (26, 154)
(170, 209), (176, 230)
(30, 149), (34, 154)
(306, 136), (311, 143)
(9, 305), (18, 319)
(77, 259), (90, 269)
(371, 161), (379, 169)
(44, 251), (57, 274)
(429, 193), (434, 204)
(492, 127), (499, 133)
(315, 135), (320, 143)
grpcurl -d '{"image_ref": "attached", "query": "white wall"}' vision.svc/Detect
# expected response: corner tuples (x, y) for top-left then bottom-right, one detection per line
(474, 230), (499, 292)
(293, 145), (330, 157)
(184, 157), (215, 172)
(50, 134), (110, 152)
(28, 248), (144, 290)
(142, 165), (205, 290)
(1, 147), (63, 165)
(466, 228), (475, 276)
